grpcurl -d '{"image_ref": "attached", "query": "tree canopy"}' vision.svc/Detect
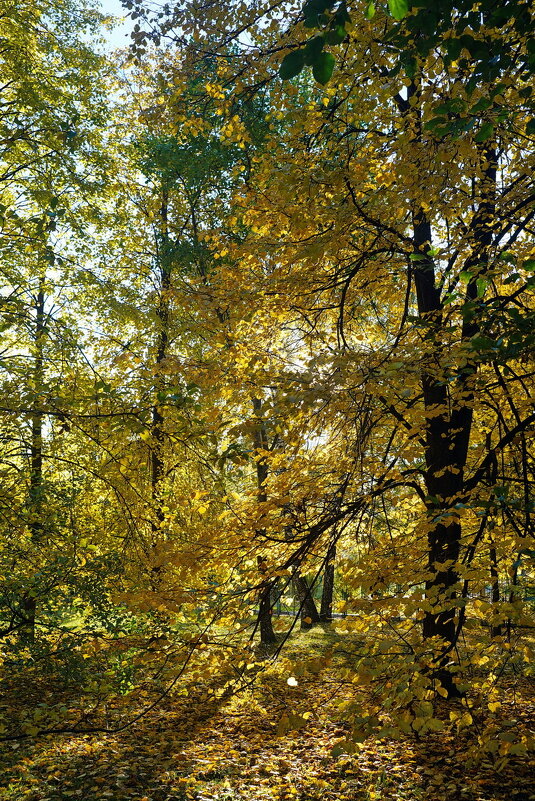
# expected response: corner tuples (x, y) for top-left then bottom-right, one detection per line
(0, 0), (534, 797)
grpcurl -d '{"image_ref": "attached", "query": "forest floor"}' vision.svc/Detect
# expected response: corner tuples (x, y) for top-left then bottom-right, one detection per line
(1, 627), (534, 801)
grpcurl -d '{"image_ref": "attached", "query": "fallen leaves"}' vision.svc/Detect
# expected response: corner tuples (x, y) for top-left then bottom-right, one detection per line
(1, 629), (534, 801)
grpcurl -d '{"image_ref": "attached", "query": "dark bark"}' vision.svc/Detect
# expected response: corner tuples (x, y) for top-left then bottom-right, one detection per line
(319, 542), (336, 622)
(293, 573), (320, 629)
(259, 592), (277, 643)
(252, 398), (277, 644)
(411, 207), (462, 662)
(150, 188), (171, 572)
(489, 539), (502, 639)
(506, 560), (519, 641)
(407, 127), (497, 696)
(20, 279), (46, 641)
(257, 562), (277, 645)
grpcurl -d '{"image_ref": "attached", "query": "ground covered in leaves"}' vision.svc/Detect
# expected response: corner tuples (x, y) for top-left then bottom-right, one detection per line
(1, 629), (534, 801)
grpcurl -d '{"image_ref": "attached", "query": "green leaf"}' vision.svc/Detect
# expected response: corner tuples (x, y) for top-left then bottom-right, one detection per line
(476, 277), (488, 297)
(445, 38), (462, 61)
(325, 24), (346, 44)
(334, 2), (351, 24)
(312, 51), (335, 84)
(304, 35), (325, 65)
(425, 116), (447, 132)
(279, 49), (306, 80)
(365, 1), (375, 19)
(402, 55), (417, 78)
(303, 0), (334, 19)
(526, 118), (535, 135)
(435, 98), (466, 115)
(474, 121), (494, 142)
(304, 12), (320, 27)
(388, 0), (408, 21)
(309, 0), (334, 11)
(469, 97), (492, 114)
(470, 335), (497, 351)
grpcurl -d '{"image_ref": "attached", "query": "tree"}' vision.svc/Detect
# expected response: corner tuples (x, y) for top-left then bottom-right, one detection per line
(131, 0), (535, 706)
(0, 0), (128, 718)
(0, 0), (533, 752)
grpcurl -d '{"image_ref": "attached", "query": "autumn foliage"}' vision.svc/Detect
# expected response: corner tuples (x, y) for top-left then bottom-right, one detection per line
(0, 0), (534, 798)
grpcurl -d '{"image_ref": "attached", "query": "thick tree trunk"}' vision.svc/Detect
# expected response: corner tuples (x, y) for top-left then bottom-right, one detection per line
(319, 542), (336, 622)
(293, 574), (320, 629)
(412, 207), (463, 677)
(258, 571), (277, 645)
(405, 82), (496, 694)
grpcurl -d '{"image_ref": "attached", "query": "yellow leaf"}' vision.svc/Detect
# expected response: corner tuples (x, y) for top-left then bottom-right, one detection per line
(276, 714), (290, 736)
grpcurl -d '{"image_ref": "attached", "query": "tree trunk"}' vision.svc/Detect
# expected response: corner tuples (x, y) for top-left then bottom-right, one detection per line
(506, 558), (519, 641)
(406, 94), (496, 695)
(320, 542), (336, 622)
(489, 539), (502, 638)
(293, 573), (320, 629)
(22, 278), (46, 641)
(412, 206), (463, 673)
(257, 563), (277, 645)
(150, 188), (171, 576)
(252, 398), (277, 644)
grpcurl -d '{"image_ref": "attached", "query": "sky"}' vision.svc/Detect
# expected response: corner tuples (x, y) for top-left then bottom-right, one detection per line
(98, 0), (136, 50)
